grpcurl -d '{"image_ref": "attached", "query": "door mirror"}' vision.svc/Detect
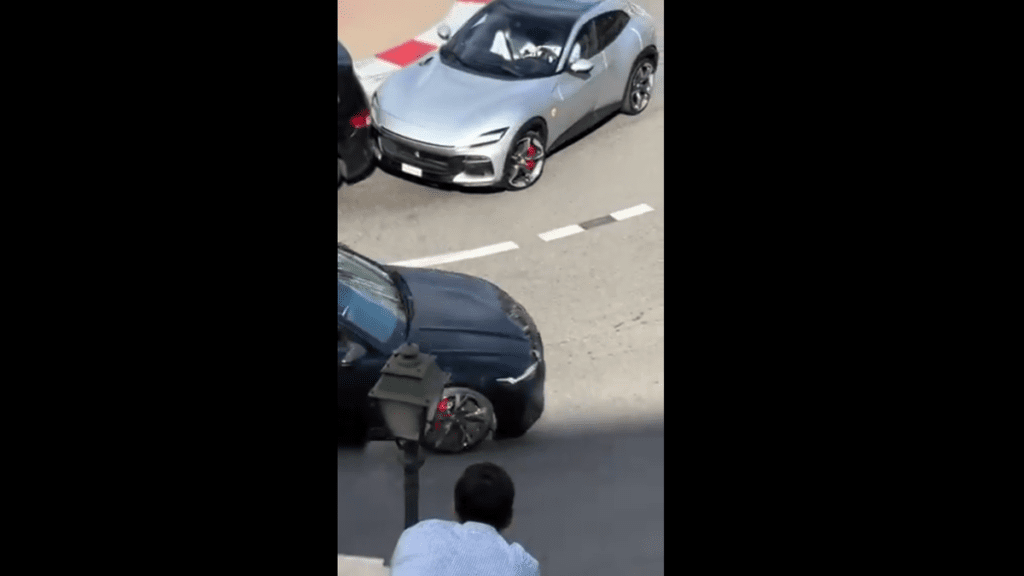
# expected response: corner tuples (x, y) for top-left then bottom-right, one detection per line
(438, 23), (451, 41)
(568, 43), (581, 64)
(570, 58), (594, 74)
(341, 342), (367, 367)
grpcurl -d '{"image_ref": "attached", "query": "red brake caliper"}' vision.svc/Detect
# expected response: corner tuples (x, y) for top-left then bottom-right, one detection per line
(525, 145), (536, 170)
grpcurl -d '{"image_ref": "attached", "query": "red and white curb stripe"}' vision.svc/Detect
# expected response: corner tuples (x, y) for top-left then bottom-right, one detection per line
(352, 0), (494, 96)
(338, 554), (389, 575)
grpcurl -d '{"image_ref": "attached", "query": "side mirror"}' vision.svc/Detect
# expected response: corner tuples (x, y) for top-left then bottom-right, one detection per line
(438, 23), (451, 41)
(341, 343), (367, 367)
(570, 58), (594, 74)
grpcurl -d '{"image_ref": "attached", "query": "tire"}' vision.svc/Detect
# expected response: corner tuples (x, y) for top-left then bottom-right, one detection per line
(494, 412), (531, 439)
(620, 57), (656, 115)
(421, 387), (497, 454)
(494, 424), (529, 440)
(501, 125), (547, 191)
(337, 411), (368, 448)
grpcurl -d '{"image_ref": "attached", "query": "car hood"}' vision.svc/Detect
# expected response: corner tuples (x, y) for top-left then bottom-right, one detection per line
(390, 267), (531, 366)
(376, 57), (553, 146)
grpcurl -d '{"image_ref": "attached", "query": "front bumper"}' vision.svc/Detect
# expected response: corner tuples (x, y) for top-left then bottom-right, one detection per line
(489, 357), (545, 434)
(373, 126), (507, 187)
(491, 289), (545, 433)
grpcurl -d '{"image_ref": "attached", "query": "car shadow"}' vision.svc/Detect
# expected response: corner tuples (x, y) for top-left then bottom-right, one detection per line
(338, 415), (666, 574)
(374, 110), (624, 194)
(546, 109), (622, 160)
(340, 164), (378, 189)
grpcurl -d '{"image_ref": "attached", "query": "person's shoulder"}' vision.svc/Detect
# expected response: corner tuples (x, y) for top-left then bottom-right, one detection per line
(419, 518), (458, 529)
(393, 519), (459, 555)
(510, 542), (540, 574)
(403, 518), (458, 537)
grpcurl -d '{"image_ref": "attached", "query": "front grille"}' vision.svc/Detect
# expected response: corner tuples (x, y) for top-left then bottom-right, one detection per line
(463, 156), (494, 177)
(378, 131), (452, 171)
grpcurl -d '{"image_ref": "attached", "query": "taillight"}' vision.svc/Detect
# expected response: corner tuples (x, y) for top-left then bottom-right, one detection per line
(350, 109), (370, 129)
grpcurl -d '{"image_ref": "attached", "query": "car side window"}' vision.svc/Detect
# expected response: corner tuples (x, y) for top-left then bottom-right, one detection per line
(569, 19), (598, 63)
(339, 325), (372, 355)
(594, 11), (630, 53)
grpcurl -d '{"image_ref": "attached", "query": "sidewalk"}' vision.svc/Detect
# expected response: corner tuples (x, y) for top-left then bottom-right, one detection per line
(339, 0), (453, 61)
(340, 0), (494, 96)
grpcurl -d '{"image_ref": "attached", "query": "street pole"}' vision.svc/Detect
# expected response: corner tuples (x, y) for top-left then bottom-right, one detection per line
(400, 439), (426, 529)
(368, 342), (447, 532)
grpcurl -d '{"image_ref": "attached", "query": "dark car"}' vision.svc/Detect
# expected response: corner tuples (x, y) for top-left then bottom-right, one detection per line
(338, 41), (375, 186)
(338, 243), (545, 453)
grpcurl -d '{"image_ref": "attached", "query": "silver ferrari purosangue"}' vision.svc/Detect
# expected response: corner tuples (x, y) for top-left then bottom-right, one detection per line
(369, 0), (657, 190)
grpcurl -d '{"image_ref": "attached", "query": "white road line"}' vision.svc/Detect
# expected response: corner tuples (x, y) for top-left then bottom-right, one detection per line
(538, 224), (585, 242)
(389, 241), (519, 267)
(353, 58), (401, 76)
(386, 204), (654, 264)
(610, 203), (655, 221)
(414, 30), (446, 48)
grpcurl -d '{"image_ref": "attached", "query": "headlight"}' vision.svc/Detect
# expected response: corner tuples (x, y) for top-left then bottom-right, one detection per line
(497, 350), (541, 385)
(370, 92), (380, 124)
(469, 128), (508, 147)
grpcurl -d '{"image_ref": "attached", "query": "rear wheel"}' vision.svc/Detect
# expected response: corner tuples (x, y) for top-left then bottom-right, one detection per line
(337, 411), (368, 448)
(421, 387), (496, 453)
(501, 126), (547, 191)
(621, 57), (655, 115)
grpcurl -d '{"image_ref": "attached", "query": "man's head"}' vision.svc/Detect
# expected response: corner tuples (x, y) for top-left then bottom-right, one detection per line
(454, 462), (515, 531)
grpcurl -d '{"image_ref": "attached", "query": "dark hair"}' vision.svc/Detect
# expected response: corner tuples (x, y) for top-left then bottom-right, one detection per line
(454, 462), (515, 531)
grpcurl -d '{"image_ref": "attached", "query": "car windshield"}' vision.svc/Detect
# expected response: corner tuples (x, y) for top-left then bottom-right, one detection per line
(338, 248), (406, 344)
(440, 2), (575, 79)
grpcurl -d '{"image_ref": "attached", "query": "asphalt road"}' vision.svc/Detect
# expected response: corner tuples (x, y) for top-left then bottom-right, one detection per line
(339, 2), (665, 573)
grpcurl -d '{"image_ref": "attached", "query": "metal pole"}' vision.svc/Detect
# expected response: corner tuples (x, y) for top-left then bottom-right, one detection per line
(402, 440), (422, 529)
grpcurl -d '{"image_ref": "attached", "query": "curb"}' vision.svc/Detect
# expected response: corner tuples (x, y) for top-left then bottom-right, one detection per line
(353, 0), (493, 96)
(338, 554), (390, 576)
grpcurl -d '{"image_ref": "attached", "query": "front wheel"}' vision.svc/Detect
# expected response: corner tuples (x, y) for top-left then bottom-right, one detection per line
(421, 387), (497, 454)
(501, 127), (547, 191)
(621, 58), (655, 115)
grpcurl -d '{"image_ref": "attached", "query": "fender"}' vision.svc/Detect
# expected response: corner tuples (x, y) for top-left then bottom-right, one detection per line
(638, 44), (658, 68)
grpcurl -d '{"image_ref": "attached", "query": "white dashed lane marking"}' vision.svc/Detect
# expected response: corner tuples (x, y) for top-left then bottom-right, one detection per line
(389, 241), (520, 267)
(610, 203), (655, 221)
(538, 203), (655, 241)
(383, 204), (656, 266)
(538, 224), (585, 242)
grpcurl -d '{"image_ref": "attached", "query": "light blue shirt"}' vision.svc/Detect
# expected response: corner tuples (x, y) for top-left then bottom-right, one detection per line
(390, 519), (540, 576)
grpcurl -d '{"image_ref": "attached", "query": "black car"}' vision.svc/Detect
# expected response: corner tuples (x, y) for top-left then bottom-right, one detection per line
(338, 243), (545, 453)
(338, 42), (375, 186)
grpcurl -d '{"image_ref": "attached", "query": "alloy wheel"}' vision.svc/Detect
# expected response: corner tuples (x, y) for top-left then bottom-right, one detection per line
(505, 136), (545, 189)
(629, 61), (655, 113)
(422, 389), (495, 453)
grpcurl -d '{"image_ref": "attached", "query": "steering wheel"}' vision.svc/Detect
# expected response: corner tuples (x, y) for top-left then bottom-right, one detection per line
(534, 46), (558, 64)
